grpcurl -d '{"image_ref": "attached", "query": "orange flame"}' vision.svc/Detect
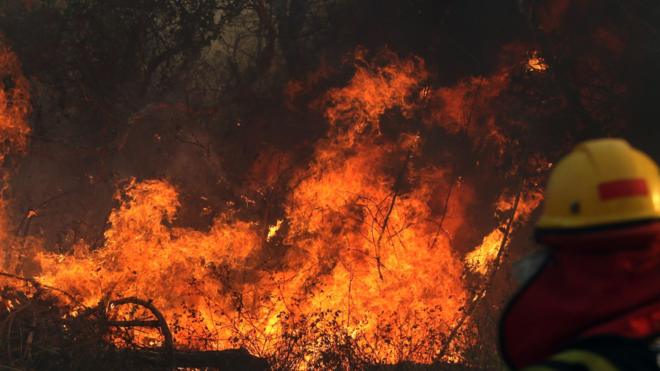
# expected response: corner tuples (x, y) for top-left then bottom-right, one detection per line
(0, 43), (31, 270)
(1, 47), (545, 366)
(527, 52), (549, 72)
(324, 48), (428, 143)
(465, 191), (543, 275)
(266, 219), (284, 242)
(0, 45), (30, 160)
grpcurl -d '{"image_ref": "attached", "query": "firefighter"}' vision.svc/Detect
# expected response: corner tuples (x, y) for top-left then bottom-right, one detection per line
(499, 138), (660, 370)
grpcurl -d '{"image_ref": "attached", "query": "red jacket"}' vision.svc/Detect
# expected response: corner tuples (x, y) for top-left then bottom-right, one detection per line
(500, 222), (660, 369)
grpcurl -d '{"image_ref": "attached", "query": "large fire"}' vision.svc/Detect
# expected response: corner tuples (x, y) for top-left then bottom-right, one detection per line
(0, 44), (547, 367)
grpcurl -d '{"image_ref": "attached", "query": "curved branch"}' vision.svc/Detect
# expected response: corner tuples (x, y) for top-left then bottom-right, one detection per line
(108, 297), (174, 361)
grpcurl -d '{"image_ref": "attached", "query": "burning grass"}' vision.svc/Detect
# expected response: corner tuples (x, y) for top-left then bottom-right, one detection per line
(0, 278), (487, 370)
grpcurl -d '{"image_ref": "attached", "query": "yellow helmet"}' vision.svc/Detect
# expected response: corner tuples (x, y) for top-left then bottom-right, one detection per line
(536, 138), (660, 234)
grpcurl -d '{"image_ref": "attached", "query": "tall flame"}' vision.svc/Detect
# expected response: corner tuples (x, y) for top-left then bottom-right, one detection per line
(465, 191), (543, 275)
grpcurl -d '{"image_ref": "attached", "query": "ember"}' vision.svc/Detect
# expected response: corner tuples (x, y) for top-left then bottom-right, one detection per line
(526, 52), (549, 73)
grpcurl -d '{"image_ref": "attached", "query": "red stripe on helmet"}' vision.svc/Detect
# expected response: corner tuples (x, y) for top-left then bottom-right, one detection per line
(598, 179), (649, 200)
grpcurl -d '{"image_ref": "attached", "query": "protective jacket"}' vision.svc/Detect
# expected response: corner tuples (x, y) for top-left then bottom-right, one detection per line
(500, 234), (660, 370)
